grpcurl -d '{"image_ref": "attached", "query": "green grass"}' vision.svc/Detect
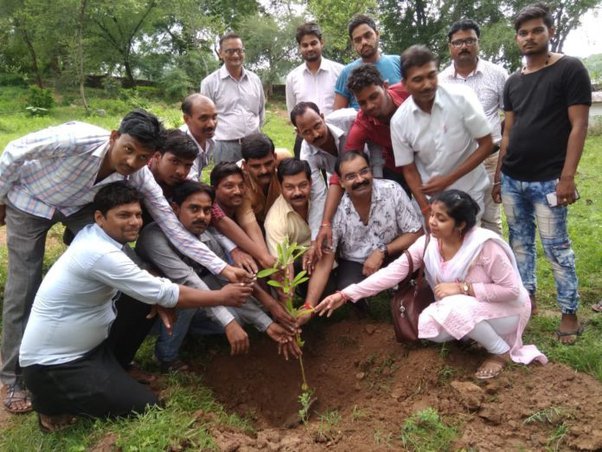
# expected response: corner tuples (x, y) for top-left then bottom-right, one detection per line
(399, 407), (458, 451)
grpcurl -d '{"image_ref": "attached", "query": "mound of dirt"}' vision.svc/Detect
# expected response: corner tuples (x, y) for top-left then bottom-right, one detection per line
(200, 319), (602, 451)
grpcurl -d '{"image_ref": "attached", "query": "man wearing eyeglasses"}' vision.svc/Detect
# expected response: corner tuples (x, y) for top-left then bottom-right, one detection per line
(440, 19), (508, 236)
(298, 151), (422, 323)
(201, 32), (265, 164)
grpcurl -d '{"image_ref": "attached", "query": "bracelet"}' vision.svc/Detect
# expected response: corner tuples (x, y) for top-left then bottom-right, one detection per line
(493, 181), (501, 186)
(302, 302), (314, 310)
(320, 222), (331, 228)
(336, 290), (350, 302)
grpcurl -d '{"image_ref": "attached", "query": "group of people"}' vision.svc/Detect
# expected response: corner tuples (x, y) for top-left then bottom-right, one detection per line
(0, 2), (592, 433)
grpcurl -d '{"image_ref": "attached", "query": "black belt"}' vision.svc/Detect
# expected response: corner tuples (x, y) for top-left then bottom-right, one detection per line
(219, 138), (243, 144)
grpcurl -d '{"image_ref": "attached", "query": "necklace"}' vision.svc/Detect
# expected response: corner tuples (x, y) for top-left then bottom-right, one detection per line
(521, 53), (551, 74)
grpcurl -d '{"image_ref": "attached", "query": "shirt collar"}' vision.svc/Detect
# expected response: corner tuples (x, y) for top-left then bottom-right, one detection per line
(91, 223), (127, 250)
(219, 64), (247, 81)
(444, 57), (482, 80)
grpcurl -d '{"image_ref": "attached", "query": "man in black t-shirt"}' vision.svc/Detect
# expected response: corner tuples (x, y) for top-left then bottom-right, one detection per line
(492, 3), (591, 344)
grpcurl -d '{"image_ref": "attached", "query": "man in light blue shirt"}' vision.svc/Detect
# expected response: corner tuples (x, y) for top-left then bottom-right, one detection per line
(333, 15), (401, 110)
(19, 182), (254, 431)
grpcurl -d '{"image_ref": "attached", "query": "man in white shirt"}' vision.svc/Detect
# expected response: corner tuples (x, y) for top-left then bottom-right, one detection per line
(440, 19), (508, 235)
(201, 32), (265, 163)
(179, 93), (217, 179)
(19, 182), (254, 431)
(286, 22), (343, 157)
(391, 45), (493, 226)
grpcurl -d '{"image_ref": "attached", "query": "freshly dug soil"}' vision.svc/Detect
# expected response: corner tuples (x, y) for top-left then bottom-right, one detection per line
(200, 319), (602, 451)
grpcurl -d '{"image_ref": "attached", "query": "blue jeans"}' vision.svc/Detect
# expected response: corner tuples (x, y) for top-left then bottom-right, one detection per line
(501, 174), (579, 314)
(155, 309), (225, 363)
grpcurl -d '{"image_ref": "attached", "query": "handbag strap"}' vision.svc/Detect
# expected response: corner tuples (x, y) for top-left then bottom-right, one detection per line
(399, 233), (431, 286)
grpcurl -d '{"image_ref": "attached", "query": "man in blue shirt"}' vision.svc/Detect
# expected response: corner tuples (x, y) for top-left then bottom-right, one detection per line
(333, 15), (401, 110)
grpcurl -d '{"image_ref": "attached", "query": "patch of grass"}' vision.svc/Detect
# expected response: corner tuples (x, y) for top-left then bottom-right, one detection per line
(373, 429), (394, 447)
(547, 423), (569, 452)
(399, 407), (458, 452)
(0, 372), (250, 451)
(523, 406), (566, 425)
(350, 404), (367, 421)
(437, 365), (456, 384)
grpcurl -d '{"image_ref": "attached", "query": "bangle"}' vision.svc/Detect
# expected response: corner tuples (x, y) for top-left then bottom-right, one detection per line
(302, 302), (313, 310)
(336, 290), (350, 302)
(421, 205), (431, 214)
(320, 222), (331, 228)
(493, 181), (501, 186)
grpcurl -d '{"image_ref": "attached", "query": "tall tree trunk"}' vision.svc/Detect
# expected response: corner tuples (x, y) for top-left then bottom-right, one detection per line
(77, 0), (89, 111)
(19, 25), (44, 88)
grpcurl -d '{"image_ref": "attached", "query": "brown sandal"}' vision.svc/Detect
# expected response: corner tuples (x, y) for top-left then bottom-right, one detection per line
(475, 353), (510, 380)
(3, 383), (32, 414)
(38, 413), (77, 433)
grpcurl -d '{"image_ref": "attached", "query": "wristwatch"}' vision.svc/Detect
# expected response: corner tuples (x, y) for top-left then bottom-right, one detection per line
(377, 243), (389, 260)
(461, 281), (470, 295)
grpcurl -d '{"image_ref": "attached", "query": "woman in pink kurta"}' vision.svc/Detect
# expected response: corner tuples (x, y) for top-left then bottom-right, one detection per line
(316, 190), (547, 379)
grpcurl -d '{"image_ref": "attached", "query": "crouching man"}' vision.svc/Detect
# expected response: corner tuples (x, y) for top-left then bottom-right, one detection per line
(136, 181), (299, 370)
(19, 182), (255, 431)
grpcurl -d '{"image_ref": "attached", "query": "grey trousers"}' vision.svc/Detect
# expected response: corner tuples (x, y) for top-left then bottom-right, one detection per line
(213, 140), (242, 164)
(1, 203), (94, 385)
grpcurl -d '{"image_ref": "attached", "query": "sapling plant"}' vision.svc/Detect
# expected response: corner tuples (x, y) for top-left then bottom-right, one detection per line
(257, 238), (315, 421)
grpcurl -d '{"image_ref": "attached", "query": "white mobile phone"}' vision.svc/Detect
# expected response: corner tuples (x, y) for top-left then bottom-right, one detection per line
(546, 189), (580, 207)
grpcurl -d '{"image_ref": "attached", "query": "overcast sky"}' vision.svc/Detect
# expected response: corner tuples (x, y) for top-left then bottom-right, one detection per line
(562, 7), (601, 58)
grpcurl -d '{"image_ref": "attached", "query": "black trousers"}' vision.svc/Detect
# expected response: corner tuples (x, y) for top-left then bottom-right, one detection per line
(22, 342), (158, 418)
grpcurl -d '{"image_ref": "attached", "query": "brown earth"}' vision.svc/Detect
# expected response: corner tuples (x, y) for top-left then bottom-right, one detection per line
(197, 319), (602, 451)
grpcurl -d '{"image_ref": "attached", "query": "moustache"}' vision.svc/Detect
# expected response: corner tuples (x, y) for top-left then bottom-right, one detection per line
(291, 195), (307, 201)
(192, 220), (208, 228)
(203, 127), (215, 133)
(351, 180), (370, 190)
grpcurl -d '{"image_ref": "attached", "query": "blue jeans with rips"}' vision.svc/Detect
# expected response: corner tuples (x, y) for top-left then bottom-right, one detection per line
(501, 174), (579, 314)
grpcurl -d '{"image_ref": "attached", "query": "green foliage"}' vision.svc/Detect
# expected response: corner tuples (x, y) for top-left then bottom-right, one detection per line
(298, 388), (314, 424)
(26, 85), (54, 116)
(400, 407), (458, 452)
(0, 72), (28, 87)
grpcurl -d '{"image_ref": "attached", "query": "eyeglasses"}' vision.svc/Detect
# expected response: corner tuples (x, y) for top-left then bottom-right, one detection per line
(223, 48), (245, 55)
(450, 38), (478, 48)
(342, 167), (371, 183)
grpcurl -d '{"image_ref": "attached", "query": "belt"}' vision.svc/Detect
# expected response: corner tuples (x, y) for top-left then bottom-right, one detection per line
(219, 138), (243, 144)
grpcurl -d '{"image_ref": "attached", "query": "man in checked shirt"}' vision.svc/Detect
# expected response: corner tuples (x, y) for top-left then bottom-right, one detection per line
(0, 109), (251, 414)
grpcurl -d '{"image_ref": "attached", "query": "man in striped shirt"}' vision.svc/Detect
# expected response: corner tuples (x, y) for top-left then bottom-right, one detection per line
(0, 109), (250, 414)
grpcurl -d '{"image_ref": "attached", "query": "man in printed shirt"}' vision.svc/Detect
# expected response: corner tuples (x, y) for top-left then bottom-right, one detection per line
(19, 182), (255, 431)
(440, 19), (508, 235)
(300, 151), (422, 324)
(201, 32), (265, 163)
(0, 110), (249, 414)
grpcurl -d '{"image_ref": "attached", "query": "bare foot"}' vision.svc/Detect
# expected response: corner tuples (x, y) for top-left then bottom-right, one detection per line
(556, 313), (583, 345)
(475, 352), (510, 380)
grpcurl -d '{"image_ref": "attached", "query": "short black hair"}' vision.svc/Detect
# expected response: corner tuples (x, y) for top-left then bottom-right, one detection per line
(219, 31), (241, 48)
(335, 151), (369, 177)
(296, 22), (322, 44)
(401, 45), (438, 79)
(430, 189), (480, 236)
(241, 133), (275, 161)
(277, 158), (311, 184)
(348, 14), (377, 38)
(447, 19), (481, 41)
(118, 109), (165, 151)
(159, 129), (198, 160)
(290, 101), (321, 127)
(93, 181), (143, 217)
(514, 2), (553, 31)
(172, 180), (215, 207)
(210, 161), (244, 188)
(347, 64), (385, 94)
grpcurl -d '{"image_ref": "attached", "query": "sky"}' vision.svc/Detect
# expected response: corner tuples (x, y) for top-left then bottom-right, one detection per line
(562, 7), (602, 58)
